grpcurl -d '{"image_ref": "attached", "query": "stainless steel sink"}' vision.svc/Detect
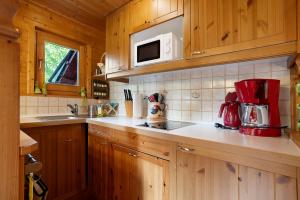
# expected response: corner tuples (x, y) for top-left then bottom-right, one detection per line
(36, 114), (91, 121)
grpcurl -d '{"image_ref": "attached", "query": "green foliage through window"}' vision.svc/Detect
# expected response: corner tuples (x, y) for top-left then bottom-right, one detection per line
(44, 42), (69, 83)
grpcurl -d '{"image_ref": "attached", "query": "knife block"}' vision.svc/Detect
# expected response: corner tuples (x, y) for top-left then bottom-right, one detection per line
(125, 101), (133, 118)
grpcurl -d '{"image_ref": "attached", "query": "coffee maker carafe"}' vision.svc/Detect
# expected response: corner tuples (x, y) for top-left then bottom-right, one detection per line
(235, 79), (282, 137)
(218, 92), (241, 129)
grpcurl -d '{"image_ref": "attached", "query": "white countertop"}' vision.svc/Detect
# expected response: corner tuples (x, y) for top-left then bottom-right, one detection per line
(86, 117), (300, 158)
(20, 115), (300, 166)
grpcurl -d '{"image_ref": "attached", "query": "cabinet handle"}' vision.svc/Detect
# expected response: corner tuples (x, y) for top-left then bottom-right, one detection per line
(64, 139), (73, 142)
(96, 131), (105, 135)
(100, 142), (108, 145)
(178, 146), (195, 152)
(128, 152), (138, 157)
(192, 50), (206, 55)
(193, 51), (201, 55)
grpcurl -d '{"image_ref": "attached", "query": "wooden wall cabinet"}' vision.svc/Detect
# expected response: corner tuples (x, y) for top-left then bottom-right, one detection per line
(129, 0), (183, 33)
(105, 4), (130, 74)
(184, 0), (297, 59)
(177, 147), (298, 200)
(22, 124), (86, 200)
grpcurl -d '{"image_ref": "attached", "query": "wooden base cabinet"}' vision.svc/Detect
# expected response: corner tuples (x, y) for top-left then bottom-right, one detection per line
(177, 151), (238, 200)
(177, 148), (298, 200)
(88, 130), (171, 200)
(88, 134), (112, 200)
(112, 144), (169, 200)
(22, 124), (86, 200)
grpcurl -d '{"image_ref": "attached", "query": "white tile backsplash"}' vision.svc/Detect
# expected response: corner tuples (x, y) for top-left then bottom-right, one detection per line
(109, 56), (291, 126)
(20, 96), (94, 117)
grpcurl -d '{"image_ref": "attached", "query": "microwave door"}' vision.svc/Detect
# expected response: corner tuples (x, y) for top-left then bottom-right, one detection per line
(136, 40), (162, 66)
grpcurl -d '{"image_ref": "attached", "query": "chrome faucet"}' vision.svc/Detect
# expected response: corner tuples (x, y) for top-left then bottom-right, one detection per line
(67, 104), (78, 116)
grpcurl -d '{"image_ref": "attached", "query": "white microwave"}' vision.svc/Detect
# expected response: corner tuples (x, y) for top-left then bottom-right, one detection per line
(133, 32), (180, 67)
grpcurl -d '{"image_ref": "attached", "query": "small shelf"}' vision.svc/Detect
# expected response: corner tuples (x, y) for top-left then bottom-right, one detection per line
(93, 74), (129, 83)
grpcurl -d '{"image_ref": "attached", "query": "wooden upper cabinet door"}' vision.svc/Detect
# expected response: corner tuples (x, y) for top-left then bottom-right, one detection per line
(56, 125), (86, 197)
(112, 144), (169, 200)
(118, 4), (130, 71)
(152, 0), (183, 21)
(130, 0), (153, 32)
(184, 0), (297, 59)
(238, 165), (297, 200)
(105, 5), (130, 74)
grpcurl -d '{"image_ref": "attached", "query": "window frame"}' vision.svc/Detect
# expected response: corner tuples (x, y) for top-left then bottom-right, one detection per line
(36, 30), (86, 96)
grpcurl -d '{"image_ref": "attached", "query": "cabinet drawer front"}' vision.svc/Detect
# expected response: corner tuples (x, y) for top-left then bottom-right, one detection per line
(113, 129), (175, 160)
(88, 124), (114, 140)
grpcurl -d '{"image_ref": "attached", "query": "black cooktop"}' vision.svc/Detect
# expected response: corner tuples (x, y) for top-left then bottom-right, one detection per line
(137, 120), (195, 130)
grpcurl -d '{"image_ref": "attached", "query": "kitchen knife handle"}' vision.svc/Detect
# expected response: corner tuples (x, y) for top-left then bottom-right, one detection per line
(128, 90), (133, 101)
(124, 89), (128, 100)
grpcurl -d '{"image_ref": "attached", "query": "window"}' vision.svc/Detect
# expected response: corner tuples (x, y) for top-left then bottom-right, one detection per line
(45, 42), (79, 85)
(36, 30), (85, 96)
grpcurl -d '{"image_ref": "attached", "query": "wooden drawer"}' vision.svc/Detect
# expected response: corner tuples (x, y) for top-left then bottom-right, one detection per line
(112, 129), (176, 161)
(88, 124), (114, 140)
(88, 124), (176, 161)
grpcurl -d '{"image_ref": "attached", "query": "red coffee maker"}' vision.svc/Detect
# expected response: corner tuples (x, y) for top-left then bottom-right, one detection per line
(234, 79), (282, 137)
(218, 92), (241, 129)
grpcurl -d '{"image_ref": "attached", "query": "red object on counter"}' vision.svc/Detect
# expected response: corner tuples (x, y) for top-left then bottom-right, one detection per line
(218, 92), (241, 129)
(235, 79), (281, 137)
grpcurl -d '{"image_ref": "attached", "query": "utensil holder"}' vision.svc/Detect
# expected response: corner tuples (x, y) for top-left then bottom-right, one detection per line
(125, 101), (133, 118)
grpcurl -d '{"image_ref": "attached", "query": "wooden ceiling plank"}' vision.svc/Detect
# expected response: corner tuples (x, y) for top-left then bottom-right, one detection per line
(25, 0), (130, 30)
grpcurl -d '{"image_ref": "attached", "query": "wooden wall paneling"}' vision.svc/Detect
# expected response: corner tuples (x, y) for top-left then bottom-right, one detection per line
(0, 39), (20, 200)
(14, 1), (105, 96)
(85, 45), (93, 98)
(297, 0), (300, 53)
(0, 1), (20, 198)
